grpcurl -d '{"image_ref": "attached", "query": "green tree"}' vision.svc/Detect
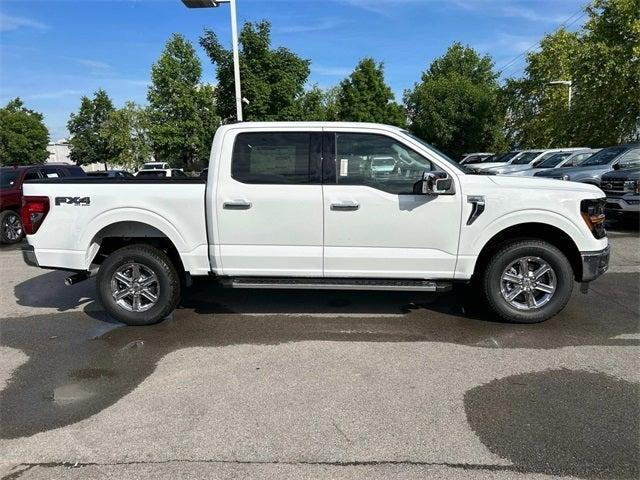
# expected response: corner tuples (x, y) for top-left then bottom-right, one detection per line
(67, 89), (115, 165)
(0, 98), (49, 166)
(335, 58), (405, 127)
(502, 30), (581, 148)
(147, 34), (219, 171)
(100, 102), (153, 171)
(295, 85), (339, 121)
(200, 20), (310, 122)
(569, 0), (640, 144)
(405, 43), (506, 158)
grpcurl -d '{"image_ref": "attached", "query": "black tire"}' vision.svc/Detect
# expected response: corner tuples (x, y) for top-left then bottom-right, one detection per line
(96, 244), (181, 326)
(0, 210), (24, 244)
(482, 240), (574, 323)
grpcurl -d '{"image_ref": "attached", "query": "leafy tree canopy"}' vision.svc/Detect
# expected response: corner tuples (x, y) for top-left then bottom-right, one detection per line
(335, 58), (405, 127)
(200, 21), (310, 122)
(67, 89), (115, 165)
(405, 43), (506, 158)
(100, 102), (153, 171)
(0, 98), (50, 166)
(147, 33), (219, 170)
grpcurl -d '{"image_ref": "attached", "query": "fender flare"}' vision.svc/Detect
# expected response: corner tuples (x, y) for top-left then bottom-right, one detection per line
(79, 207), (188, 268)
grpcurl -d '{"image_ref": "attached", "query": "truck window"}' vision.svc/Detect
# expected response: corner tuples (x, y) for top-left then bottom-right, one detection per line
(231, 132), (316, 184)
(23, 170), (40, 181)
(327, 133), (432, 195)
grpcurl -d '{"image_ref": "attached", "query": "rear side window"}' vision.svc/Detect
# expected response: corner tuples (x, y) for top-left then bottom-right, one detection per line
(171, 169), (187, 177)
(23, 170), (40, 181)
(231, 132), (319, 184)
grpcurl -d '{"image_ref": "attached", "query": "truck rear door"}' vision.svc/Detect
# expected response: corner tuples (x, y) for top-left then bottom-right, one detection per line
(215, 129), (324, 276)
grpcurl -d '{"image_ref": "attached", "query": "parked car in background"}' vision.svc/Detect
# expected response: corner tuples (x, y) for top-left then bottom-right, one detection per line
(486, 148), (588, 175)
(22, 121), (609, 326)
(534, 143), (640, 185)
(199, 168), (208, 180)
(505, 149), (597, 177)
(600, 166), (640, 219)
(87, 170), (134, 178)
(140, 162), (170, 170)
(465, 151), (522, 172)
(0, 164), (86, 244)
(459, 153), (493, 165)
(135, 168), (188, 178)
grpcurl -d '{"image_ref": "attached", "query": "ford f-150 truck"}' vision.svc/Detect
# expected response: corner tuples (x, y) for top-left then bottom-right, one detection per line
(21, 122), (610, 326)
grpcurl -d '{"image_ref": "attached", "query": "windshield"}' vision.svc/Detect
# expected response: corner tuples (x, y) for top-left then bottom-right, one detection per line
(538, 152), (572, 168)
(512, 151), (543, 165)
(402, 131), (465, 171)
(0, 170), (19, 189)
(580, 146), (626, 166)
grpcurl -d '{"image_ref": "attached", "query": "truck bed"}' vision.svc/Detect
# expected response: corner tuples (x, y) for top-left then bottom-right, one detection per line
(22, 178), (209, 274)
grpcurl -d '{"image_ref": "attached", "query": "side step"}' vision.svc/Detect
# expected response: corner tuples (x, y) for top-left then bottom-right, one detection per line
(221, 277), (452, 292)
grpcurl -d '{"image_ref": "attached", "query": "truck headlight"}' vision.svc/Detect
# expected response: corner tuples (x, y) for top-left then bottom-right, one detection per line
(580, 198), (606, 239)
(634, 180), (640, 194)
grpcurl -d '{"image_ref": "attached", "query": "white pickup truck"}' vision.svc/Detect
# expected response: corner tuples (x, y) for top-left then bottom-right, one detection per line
(22, 122), (609, 326)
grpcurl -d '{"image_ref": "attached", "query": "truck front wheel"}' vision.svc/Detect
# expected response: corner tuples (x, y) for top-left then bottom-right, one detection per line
(96, 244), (181, 326)
(482, 240), (574, 323)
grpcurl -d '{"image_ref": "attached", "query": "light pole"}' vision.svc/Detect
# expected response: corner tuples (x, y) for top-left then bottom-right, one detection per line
(181, 0), (243, 122)
(548, 80), (573, 109)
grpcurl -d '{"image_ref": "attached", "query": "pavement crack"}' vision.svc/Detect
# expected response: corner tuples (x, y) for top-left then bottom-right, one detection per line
(3, 458), (523, 479)
(331, 419), (353, 443)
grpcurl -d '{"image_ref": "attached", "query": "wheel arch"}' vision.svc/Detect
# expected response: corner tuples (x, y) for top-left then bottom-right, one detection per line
(86, 220), (185, 278)
(472, 222), (583, 281)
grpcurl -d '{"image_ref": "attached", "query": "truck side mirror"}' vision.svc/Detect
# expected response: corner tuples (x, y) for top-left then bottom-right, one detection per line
(613, 162), (620, 170)
(413, 171), (454, 195)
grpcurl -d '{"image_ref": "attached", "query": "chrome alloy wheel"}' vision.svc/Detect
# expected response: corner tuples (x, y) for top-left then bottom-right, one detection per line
(3, 213), (23, 241)
(500, 256), (557, 310)
(110, 262), (160, 312)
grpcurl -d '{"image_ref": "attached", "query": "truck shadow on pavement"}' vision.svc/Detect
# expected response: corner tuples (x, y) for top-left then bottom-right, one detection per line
(3, 271), (639, 477)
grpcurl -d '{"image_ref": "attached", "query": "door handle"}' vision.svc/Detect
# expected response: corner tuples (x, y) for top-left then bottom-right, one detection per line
(331, 201), (359, 211)
(223, 200), (252, 210)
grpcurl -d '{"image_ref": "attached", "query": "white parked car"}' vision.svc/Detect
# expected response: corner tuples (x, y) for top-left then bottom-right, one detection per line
(140, 162), (170, 170)
(460, 152), (494, 165)
(464, 151), (523, 172)
(135, 168), (188, 178)
(22, 122), (609, 326)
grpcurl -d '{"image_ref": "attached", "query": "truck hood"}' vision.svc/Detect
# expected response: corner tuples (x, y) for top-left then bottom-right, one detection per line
(504, 168), (547, 177)
(602, 167), (640, 180)
(488, 175), (604, 195)
(535, 164), (605, 177)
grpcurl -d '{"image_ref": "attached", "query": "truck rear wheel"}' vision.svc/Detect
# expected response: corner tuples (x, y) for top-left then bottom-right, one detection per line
(96, 244), (181, 326)
(482, 240), (574, 323)
(0, 210), (24, 244)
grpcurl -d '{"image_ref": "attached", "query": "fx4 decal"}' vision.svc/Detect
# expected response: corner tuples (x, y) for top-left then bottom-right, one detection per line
(55, 196), (91, 206)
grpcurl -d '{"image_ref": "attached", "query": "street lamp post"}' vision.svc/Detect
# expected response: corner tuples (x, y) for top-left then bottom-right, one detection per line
(548, 80), (573, 109)
(181, 0), (243, 122)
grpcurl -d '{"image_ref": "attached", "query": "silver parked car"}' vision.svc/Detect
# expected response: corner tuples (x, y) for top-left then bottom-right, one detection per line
(535, 144), (640, 185)
(506, 149), (598, 177)
(486, 148), (587, 175)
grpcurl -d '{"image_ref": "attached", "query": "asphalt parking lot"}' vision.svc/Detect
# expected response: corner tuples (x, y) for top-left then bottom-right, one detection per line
(0, 221), (638, 480)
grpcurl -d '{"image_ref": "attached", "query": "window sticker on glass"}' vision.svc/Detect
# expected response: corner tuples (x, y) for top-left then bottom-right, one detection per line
(340, 158), (349, 177)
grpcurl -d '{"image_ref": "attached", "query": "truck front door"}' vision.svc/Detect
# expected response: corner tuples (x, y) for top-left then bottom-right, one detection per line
(322, 130), (462, 279)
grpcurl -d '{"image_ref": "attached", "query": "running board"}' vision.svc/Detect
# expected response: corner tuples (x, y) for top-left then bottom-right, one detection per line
(222, 277), (452, 292)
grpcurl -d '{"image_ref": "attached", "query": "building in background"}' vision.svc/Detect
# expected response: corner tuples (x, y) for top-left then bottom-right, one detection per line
(46, 141), (72, 164)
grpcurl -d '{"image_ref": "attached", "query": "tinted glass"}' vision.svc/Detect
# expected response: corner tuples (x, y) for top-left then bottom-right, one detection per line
(580, 146), (627, 166)
(232, 132), (314, 184)
(87, 171), (108, 177)
(137, 170), (167, 177)
(512, 151), (543, 165)
(23, 170), (40, 181)
(538, 152), (572, 168)
(328, 133), (432, 194)
(172, 170), (187, 177)
(617, 148), (640, 169)
(0, 170), (19, 189)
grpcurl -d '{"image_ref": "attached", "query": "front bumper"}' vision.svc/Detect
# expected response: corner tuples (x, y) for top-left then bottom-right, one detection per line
(580, 245), (609, 282)
(604, 195), (640, 213)
(22, 245), (39, 268)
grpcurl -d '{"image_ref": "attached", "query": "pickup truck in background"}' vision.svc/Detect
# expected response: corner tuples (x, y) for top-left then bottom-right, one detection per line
(21, 122), (610, 326)
(601, 167), (640, 219)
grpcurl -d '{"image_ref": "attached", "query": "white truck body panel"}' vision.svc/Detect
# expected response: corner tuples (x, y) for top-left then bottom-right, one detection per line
(24, 122), (607, 282)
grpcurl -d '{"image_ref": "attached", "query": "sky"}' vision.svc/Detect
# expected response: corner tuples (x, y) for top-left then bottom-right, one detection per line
(0, 0), (588, 140)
